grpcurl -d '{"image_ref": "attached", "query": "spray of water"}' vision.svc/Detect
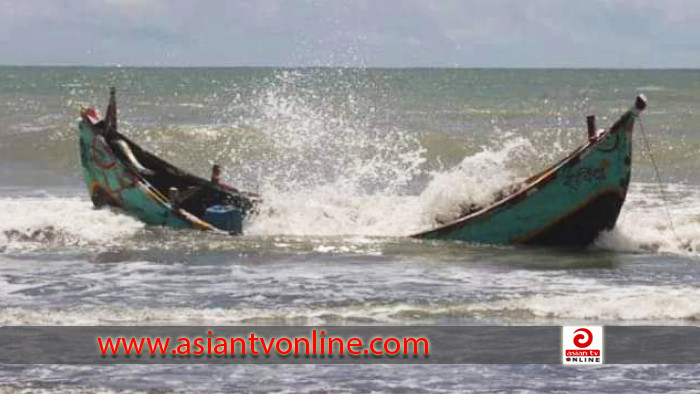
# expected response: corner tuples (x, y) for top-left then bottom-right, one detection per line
(417, 136), (534, 226)
(223, 70), (427, 195)
(595, 183), (700, 255)
(210, 70), (537, 236)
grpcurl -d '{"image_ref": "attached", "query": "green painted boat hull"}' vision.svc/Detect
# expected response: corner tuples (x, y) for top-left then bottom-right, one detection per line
(78, 90), (256, 233)
(413, 96), (647, 246)
(78, 122), (212, 230)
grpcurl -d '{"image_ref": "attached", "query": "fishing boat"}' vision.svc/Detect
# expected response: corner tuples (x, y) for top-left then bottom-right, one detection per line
(413, 95), (648, 246)
(78, 88), (259, 234)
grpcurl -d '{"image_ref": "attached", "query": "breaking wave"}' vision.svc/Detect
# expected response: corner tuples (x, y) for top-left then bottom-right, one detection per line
(4, 283), (700, 325)
(469, 284), (700, 322)
(595, 183), (700, 256)
(0, 197), (143, 252)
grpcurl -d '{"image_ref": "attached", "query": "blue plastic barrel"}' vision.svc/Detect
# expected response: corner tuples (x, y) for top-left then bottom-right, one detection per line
(203, 205), (244, 234)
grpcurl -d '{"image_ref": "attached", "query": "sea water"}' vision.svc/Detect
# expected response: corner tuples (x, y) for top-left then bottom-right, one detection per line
(1, 67), (700, 391)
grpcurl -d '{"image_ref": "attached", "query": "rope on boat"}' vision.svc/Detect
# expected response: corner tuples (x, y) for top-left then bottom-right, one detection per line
(637, 117), (685, 249)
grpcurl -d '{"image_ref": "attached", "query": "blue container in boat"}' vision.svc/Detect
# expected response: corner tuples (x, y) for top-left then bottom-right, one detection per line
(204, 205), (244, 234)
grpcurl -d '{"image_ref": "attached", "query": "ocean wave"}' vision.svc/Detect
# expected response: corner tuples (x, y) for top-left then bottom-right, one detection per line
(4, 284), (700, 326)
(0, 198), (143, 252)
(637, 85), (668, 92)
(0, 305), (399, 326)
(594, 183), (700, 257)
(471, 285), (700, 321)
(2, 182), (698, 259)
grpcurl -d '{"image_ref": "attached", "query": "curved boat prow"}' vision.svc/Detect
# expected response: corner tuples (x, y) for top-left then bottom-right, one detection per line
(634, 94), (648, 115)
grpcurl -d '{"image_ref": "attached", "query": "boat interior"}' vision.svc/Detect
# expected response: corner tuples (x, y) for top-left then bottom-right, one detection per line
(98, 123), (253, 219)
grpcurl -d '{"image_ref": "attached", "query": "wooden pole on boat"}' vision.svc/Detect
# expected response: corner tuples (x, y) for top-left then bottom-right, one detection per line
(106, 87), (117, 135)
(587, 115), (596, 141)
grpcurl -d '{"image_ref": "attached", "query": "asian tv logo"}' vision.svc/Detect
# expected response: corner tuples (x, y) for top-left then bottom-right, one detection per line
(562, 326), (603, 365)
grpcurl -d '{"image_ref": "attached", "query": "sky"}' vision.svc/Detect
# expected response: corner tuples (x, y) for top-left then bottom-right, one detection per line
(1, 0), (699, 68)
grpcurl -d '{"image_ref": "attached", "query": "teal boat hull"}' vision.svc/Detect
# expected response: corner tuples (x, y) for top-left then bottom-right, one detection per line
(413, 96), (647, 246)
(78, 89), (256, 233)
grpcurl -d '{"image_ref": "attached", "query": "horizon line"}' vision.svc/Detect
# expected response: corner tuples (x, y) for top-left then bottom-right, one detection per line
(1, 64), (699, 71)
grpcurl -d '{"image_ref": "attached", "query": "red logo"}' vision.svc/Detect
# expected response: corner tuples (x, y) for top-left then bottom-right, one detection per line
(563, 326), (602, 365)
(573, 328), (593, 348)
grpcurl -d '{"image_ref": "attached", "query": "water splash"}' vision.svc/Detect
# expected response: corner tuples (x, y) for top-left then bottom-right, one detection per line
(0, 197), (143, 252)
(217, 70), (542, 236)
(221, 70), (426, 195)
(595, 183), (700, 256)
(417, 136), (535, 226)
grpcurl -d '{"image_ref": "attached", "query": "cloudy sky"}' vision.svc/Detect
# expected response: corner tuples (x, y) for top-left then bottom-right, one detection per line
(1, 0), (699, 67)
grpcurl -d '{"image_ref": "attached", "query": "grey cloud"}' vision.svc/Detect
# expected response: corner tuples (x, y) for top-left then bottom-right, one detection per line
(0, 0), (698, 67)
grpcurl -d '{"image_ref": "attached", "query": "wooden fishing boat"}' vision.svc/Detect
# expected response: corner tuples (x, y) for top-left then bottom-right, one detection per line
(413, 95), (647, 246)
(78, 88), (259, 234)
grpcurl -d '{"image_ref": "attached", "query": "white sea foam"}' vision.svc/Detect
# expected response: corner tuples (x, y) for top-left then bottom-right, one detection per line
(416, 137), (532, 225)
(636, 85), (668, 92)
(0, 305), (402, 325)
(236, 70), (426, 195)
(0, 197), (143, 252)
(472, 284), (700, 321)
(595, 183), (700, 256)
(1, 178), (697, 261)
(3, 282), (700, 325)
(172, 125), (224, 140)
(247, 191), (423, 236)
